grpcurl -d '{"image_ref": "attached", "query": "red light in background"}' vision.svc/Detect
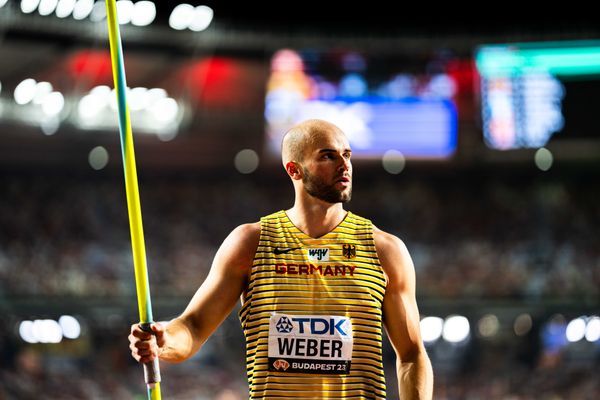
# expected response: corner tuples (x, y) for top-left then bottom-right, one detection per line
(446, 58), (477, 119)
(67, 51), (112, 86)
(446, 59), (476, 96)
(179, 57), (264, 110)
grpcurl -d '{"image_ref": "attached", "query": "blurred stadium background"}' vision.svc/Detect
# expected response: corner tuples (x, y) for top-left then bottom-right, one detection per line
(0, 1), (599, 399)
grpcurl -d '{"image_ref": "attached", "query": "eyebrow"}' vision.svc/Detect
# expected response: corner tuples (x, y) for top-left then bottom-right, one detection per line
(318, 148), (352, 154)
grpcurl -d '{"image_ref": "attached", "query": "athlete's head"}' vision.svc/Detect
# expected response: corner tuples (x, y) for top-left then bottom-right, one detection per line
(282, 119), (352, 203)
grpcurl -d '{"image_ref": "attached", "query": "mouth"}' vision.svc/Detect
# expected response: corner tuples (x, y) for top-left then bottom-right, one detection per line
(335, 176), (351, 185)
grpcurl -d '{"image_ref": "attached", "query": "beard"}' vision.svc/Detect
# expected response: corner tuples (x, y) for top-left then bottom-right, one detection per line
(302, 167), (352, 204)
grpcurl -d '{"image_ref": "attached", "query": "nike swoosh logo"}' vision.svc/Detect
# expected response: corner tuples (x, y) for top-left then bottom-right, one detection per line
(273, 247), (301, 255)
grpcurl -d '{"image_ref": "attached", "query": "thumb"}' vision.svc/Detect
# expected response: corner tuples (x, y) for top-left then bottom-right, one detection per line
(151, 322), (164, 334)
(151, 322), (166, 346)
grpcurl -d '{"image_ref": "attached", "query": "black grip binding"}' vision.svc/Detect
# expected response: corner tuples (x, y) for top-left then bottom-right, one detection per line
(139, 322), (161, 385)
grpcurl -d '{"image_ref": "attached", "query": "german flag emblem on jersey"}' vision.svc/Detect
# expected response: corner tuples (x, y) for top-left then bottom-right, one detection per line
(342, 244), (356, 259)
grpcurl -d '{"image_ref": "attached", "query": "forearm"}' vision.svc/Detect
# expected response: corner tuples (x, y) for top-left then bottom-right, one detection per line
(159, 317), (201, 363)
(397, 350), (433, 400)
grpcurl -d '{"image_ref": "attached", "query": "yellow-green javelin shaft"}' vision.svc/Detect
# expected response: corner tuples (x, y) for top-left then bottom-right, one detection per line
(105, 1), (161, 399)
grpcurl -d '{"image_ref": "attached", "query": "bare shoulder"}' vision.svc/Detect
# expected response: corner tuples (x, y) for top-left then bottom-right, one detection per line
(372, 225), (409, 259)
(214, 222), (261, 273)
(372, 225), (414, 285)
(229, 222), (261, 244)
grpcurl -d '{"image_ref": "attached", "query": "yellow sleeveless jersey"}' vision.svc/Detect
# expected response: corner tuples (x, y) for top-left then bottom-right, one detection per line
(239, 210), (387, 399)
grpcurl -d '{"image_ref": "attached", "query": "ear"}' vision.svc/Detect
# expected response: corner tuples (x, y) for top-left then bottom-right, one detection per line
(285, 161), (303, 180)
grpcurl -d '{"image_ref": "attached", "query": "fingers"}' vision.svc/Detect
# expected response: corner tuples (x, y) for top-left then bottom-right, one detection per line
(129, 323), (163, 364)
(130, 323), (153, 339)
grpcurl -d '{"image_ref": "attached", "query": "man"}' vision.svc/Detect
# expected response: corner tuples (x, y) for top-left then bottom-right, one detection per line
(129, 119), (433, 399)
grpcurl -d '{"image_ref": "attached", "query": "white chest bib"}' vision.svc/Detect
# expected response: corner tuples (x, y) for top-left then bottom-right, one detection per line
(268, 313), (353, 374)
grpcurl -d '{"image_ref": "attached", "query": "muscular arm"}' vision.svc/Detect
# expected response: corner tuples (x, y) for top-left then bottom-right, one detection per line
(374, 228), (433, 400)
(141, 222), (260, 363)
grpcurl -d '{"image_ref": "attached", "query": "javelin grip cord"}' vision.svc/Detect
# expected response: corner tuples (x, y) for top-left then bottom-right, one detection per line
(140, 323), (162, 385)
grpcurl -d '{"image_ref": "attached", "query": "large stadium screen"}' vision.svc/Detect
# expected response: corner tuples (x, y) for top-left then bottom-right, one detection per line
(264, 49), (458, 160)
(475, 40), (600, 150)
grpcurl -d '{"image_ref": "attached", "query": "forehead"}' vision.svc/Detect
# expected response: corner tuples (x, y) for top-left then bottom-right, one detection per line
(308, 129), (351, 152)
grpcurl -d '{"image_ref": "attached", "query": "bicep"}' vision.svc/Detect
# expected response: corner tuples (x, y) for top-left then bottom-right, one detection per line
(178, 223), (258, 344)
(378, 234), (424, 361)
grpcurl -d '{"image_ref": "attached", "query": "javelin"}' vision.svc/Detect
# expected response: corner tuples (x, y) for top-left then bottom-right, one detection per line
(105, 1), (161, 399)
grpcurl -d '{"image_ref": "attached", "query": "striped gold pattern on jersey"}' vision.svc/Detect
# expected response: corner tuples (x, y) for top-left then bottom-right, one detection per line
(239, 210), (387, 399)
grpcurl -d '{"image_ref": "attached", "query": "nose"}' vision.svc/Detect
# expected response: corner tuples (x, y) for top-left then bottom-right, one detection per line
(338, 156), (351, 173)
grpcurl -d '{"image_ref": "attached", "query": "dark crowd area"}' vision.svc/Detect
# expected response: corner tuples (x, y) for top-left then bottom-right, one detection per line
(0, 166), (598, 399)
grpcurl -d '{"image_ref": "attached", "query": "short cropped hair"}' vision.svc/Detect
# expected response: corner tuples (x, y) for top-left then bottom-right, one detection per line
(281, 119), (342, 166)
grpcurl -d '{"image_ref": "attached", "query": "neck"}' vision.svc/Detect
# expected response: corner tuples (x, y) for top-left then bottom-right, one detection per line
(287, 194), (347, 238)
